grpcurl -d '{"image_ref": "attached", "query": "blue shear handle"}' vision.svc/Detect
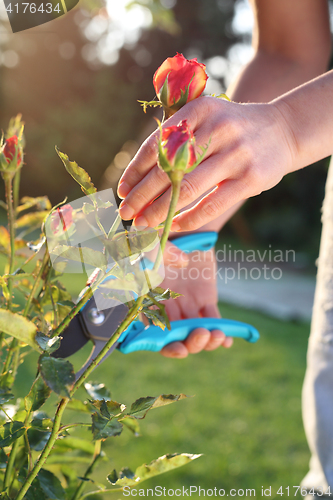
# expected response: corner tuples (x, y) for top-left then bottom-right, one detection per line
(171, 232), (218, 253)
(118, 318), (259, 354)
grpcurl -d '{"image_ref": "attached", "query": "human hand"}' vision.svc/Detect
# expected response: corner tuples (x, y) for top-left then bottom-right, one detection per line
(118, 97), (295, 231)
(158, 247), (233, 358)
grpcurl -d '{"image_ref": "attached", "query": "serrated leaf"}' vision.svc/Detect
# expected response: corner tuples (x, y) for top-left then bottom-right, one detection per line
(84, 382), (110, 401)
(119, 417), (140, 436)
(36, 333), (61, 354)
(91, 412), (123, 440)
(51, 245), (107, 271)
(38, 468), (66, 500)
(56, 148), (97, 196)
(0, 308), (39, 350)
(127, 394), (188, 420)
(148, 287), (182, 303)
(88, 399), (125, 418)
(25, 377), (51, 413)
(82, 202), (94, 215)
(0, 421), (25, 447)
(27, 417), (52, 451)
(143, 308), (169, 330)
(39, 355), (75, 398)
(108, 453), (202, 487)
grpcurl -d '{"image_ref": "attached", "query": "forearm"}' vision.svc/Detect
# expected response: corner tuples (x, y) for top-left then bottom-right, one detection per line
(272, 70), (333, 173)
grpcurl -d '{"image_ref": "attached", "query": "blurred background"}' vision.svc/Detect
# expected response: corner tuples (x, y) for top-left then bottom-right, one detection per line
(0, 0), (331, 261)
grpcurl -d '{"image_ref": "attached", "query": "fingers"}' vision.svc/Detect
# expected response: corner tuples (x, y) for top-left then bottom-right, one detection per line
(117, 100), (202, 200)
(171, 179), (247, 232)
(130, 153), (233, 227)
(160, 341), (189, 358)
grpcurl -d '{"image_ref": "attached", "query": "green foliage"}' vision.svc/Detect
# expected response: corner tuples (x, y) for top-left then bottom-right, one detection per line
(0, 421), (26, 447)
(38, 355), (75, 397)
(0, 309), (39, 350)
(24, 377), (51, 413)
(55, 148), (97, 196)
(107, 453), (202, 487)
(0, 115), (200, 500)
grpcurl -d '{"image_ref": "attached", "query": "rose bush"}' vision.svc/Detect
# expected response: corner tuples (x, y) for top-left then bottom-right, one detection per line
(0, 55), (211, 500)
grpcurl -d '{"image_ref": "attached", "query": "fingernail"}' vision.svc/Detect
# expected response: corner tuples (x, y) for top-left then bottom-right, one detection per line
(117, 181), (130, 199)
(119, 202), (134, 220)
(133, 215), (148, 227)
(171, 221), (181, 232)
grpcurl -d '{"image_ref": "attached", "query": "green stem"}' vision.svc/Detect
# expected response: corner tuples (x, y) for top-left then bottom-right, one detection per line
(70, 441), (102, 500)
(14, 398), (69, 500)
(13, 169), (20, 212)
(23, 249), (50, 317)
(154, 171), (182, 271)
(3, 172), (16, 311)
(71, 295), (144, 395)
(3, 438), (20, 490)
(52, 287), (93, 338)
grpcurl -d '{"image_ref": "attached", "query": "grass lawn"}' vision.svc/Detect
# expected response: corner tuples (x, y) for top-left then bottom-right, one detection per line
(13, 301), (311, 499)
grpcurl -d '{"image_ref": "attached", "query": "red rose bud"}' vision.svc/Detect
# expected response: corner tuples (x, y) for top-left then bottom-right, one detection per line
(0, 135), (23, 173)
(153, 53), (208, 117)
(51, 205), (74, 235)
(158, 120), (197, 174)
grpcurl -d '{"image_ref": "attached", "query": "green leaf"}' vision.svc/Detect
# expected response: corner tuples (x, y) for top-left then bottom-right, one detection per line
(25, 377), (51, 413)
(56, 148), (97, 196)
(84, 382), (110, 401)
(91, 412), (123, 441)
(27, 417), (52, 451)
(0, 391), (14, 405)
(30, 417), (53, 432)
(0, 308), (39, 350)
(143, 307), (169, 330)
(88, 399), (125, 418)
(36, 333), (61, 354)
(0, 448), (8, 468)
(51, 245), (107, 271)
(147, 287), (182, 303)
(18, 469), (46, 500)
(38, 468), (66, 500)
(17, 196), (52, 214)
(104, 228), (159, 262)
(127, 394), (189, 420)
(0, 421), (25, 447)
(39, 354), (75, 398)
(107, 453), (202, 487)
(15, 211), (50, 229)
(119, 417), (140, 436)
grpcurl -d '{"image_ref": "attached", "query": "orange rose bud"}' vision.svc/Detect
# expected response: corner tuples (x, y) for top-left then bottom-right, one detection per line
(158, 120), (196, 174)
(153, 53), (208, 117)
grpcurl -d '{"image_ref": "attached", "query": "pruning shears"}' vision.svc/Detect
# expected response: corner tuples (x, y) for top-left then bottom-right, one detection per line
(53, 232), (259, 379)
